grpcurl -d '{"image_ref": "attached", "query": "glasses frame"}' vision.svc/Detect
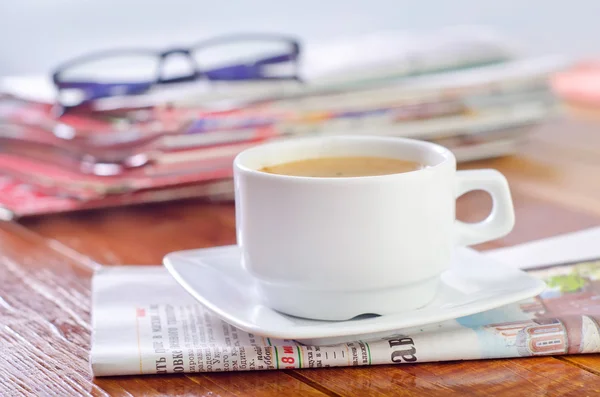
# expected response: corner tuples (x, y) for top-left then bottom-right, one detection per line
(51, 33), (302, 113)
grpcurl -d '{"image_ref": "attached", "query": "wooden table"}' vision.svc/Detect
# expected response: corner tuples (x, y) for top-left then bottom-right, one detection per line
(3, 118), (600, 396)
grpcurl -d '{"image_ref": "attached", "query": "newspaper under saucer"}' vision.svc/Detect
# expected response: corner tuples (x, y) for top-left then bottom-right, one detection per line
(163, 245), (545, 344)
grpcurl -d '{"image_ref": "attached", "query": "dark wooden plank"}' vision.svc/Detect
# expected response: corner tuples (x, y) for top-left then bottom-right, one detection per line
(94, 372), (331, 397)
(292, 357), (600, 397)
(0, 222), (104, 396)
(19, 202), (236, 265)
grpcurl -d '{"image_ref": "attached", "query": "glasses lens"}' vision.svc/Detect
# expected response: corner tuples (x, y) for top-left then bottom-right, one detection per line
(192, 38), (297, 78)
(59, 52), (159, 84)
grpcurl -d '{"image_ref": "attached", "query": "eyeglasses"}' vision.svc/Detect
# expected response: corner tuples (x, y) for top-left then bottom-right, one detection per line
(52, 33), (302, 113)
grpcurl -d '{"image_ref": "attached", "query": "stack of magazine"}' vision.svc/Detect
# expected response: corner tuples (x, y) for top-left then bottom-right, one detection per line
(0, 28), (571, 219)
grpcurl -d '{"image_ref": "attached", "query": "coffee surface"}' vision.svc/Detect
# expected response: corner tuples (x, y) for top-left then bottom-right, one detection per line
(260, 156), (422, 177)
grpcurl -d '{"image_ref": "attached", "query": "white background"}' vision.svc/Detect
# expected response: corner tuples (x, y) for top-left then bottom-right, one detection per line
(0, 0), (598, 77)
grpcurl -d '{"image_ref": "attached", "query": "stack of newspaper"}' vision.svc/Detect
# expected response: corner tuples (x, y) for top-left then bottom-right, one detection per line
(91, 227), (600, 376)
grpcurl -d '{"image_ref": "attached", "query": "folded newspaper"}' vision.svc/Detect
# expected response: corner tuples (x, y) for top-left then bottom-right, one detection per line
(91, 227), (600, 376)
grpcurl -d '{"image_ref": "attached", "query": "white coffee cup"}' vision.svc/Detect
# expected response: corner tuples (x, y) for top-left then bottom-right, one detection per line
(233, 135), (514, 320)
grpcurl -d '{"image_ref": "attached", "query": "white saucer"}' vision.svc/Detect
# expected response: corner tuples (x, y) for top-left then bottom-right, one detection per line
(163, 245), (545, 344)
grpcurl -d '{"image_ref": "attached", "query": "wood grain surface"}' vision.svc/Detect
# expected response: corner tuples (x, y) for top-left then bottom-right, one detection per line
(2, 118), (600, 396)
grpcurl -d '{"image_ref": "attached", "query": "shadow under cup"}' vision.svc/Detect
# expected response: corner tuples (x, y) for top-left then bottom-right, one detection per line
(233, 136), (457, 321)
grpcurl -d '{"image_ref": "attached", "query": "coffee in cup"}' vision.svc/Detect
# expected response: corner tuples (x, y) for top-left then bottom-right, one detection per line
(260, 156), (423, 177)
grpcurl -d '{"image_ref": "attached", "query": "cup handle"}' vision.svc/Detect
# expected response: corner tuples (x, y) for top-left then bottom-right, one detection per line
(455, 169), (515, 246)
